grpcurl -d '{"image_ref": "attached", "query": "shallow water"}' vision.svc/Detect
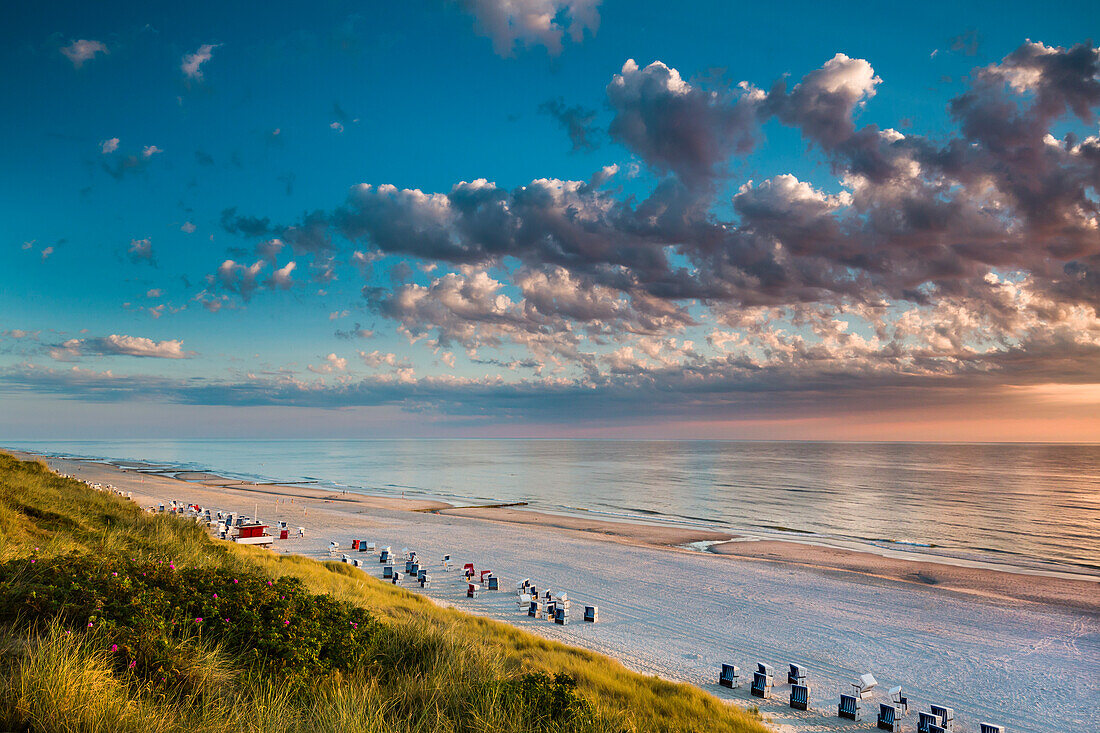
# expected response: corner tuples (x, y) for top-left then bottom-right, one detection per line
(7, 439), (1100, 575)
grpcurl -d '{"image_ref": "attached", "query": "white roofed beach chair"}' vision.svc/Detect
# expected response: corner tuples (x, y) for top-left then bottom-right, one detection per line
(852, 673), (877, 699)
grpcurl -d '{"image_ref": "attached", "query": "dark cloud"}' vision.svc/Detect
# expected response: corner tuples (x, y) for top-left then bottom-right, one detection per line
(949, 29), (981, 56)
(538, 97), (599, 151)
(220, 207), (273, 237)
(606, 59), (763, 187)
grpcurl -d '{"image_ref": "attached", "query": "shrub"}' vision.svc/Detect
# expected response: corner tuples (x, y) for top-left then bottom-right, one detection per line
(0, 554), (378, 688)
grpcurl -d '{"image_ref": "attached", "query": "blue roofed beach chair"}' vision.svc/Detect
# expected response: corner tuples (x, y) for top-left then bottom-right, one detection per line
(877, 703), (902, 731)
(584, 605), (599, 622)
(788, 663), (807, 685)
(889, 686), (908, 715)
(487, 576), (499, 591)
(719, 664), (741, 688)
(838, 694), (861, 721)
(789, 683), (809, 710)
(979, 724), (1005, 733)
(852, 673), (877, 699)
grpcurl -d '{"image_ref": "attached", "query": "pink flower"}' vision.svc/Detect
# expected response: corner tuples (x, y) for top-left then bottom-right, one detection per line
(111, 644), (118, 652)
(87, 622), (93, 627)
(194, 617), (203, 623)
(169, 564), (175, 570)
(267, 581), (273, 586)
(284, 620), (289, 625)
(128, 660), (136, 670)
(213, 593), (218, 599)
(112, 572), (118, 577)
(30, 559), (35, 564)
(233, 579), (238, 584)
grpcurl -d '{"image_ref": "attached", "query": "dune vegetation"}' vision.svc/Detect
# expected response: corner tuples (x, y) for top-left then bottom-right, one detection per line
(0, 452), (769, 733)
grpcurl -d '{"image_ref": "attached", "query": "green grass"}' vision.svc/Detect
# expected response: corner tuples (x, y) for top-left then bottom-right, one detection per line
(0, 452), (768, 733)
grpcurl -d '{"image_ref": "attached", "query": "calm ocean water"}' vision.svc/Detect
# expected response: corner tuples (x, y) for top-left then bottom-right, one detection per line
(7, 439), (1100, 576)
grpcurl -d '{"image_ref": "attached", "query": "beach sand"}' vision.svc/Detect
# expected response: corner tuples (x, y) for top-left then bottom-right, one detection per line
(21, 452), (1100, 733)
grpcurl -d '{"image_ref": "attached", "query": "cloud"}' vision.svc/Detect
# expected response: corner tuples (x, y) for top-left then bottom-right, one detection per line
(330, 121), (344, 133)
(334, 323), (374, 340)
(181, 43), (220, 81)
(61, 40), (108, 68)
(215, 259), (265, 300)
(607, 59), (764, 186)
(455, 0), (600, 56)
(128, 238), (154, 264)
(270, 261), (296, 289)
(48, 334), (194, 360)
(181, 221), (196, 233)
(538, 97), (598, 151)
(765, 52), (881, 149)
(142, 145), (163, 158)
(100, 138), (119, 154)
(308, 352), (348, 374)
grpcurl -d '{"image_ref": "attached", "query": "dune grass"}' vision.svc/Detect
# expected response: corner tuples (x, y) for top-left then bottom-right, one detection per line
(0, 452), (768, 733)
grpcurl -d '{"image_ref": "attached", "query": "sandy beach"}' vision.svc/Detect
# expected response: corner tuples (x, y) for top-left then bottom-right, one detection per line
(20, 452), (1100, 733)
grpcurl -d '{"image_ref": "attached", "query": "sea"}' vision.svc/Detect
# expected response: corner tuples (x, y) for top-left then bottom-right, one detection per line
(6, 439), (1099, 578)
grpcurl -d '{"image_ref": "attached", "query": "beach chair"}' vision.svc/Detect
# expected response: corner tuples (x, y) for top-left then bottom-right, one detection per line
(297, 527), (305, 538)
(463, 563), (475, 579)
(391, 571), (403, 584)
(467, 583), (480, 599)
(419, 574), (431, 588)
(518, 593), (532, 607)
(352, 558), (361, 568)
(838, 694), (861, 721)
(379, 549), (390, 563)
(852, 673), (877, 699)
(528, 601), (542, 618)
(750, 671), (772, 699)
(719, 664), (741, 688)
(383, 565), (393, 579)
(367, 541), (376, 552)
(352, 539), (360, 550)
(790, 684), (810, 710)
(554, 607), (567, 625)
(788, 663), (807, 685)
(888, 686), (908, 715)
(584, 605), (599, 623)
(877, 703), (902, 731)
(918, 711), (948, 733)
(487, 576), (499, 591)
(410, 562), (420, 577)
(979, 724), (1005, 733)
(442, 554), (451, 570)
(358, 540), (369, 552)
(930, 705), (954, 730)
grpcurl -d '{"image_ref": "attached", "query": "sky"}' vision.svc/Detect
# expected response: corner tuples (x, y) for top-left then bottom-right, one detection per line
(2, 0), (1099, 441)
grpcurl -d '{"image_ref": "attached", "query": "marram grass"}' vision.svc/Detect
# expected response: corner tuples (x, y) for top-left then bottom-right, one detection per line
(0, 452), (769, 733)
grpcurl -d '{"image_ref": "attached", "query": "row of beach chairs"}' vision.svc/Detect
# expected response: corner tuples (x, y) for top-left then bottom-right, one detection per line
(720, 664), (1005, 732)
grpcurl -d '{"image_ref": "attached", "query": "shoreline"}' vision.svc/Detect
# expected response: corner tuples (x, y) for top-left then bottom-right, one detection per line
(15, 449), (1098, 615)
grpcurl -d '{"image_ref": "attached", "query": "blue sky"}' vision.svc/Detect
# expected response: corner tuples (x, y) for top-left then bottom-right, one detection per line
(2, 1), (1099, 440)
